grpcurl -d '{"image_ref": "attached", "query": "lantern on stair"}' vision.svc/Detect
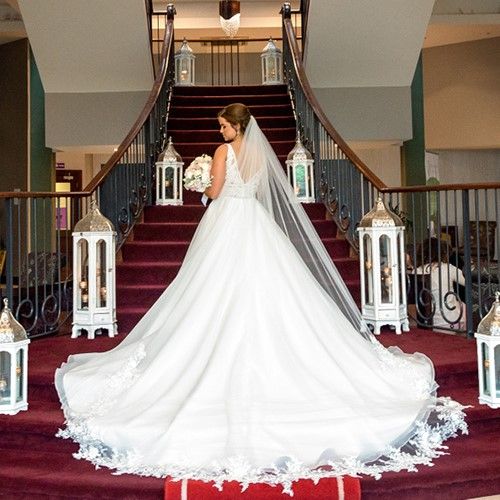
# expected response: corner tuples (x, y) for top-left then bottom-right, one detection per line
(286, 136), (315, 202)
(156, 137), (184, 206)
(0, 299), (30, 415)
(357, 197), (409, 334)
(175, 39), (195, 86)
(261, 38), (283, 85)
(475, 292), (500, 408)
(72, 201), (117, 339)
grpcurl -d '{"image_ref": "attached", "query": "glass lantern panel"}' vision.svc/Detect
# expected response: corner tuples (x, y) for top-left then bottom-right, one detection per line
(180, 59), (189, 82)
(157, 166), (164, 199)
(380, 235), (393, 304)
(0, 351), (11, 404)
(495, 344), (500, 398)
(96, 239), (107, 308)
(165, 166), (175, 199)
(16, 349), (23, 402)
(482, 342), (490, 396)
(294, 164), (306, 197)
(267, 57), (276, 81)
(363, 234), (373, 305)
(397, 233), (403, 301)
(276, 58), (282, 81)
(78, 239), (89, 310)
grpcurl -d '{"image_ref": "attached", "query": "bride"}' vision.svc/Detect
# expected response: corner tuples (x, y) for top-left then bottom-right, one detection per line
(56, 103), (467, 493)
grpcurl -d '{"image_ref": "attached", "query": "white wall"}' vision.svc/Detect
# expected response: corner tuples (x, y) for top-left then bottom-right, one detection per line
(350, 143), (402, 187)
(56, 151), (112, 188)
(314, 87), (413, 142)
(46, 91), (149, 150)
(423, 37), (500, 150)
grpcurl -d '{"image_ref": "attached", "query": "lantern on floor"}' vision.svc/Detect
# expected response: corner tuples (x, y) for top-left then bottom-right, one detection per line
(156, 137), (184, 206)
(357, 197), (409, 334)
(72, 201), (117, 339)
(286, 136), (315, 202)
(219, 0), (240, 38)
(261, 38), (283, 85)
(175, 39), (195, 86)
(475, 292), (500, 408)
(0, 299), (30, 415)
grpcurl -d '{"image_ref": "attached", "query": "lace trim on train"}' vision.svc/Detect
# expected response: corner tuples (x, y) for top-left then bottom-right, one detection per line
(56, 393), (467, 496)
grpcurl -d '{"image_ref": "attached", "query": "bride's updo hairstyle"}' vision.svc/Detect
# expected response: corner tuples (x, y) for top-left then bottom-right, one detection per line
(217, 103), (251, 134)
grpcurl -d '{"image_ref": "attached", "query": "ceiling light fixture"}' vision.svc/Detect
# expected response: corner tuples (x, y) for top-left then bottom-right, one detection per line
(219, 0), (240, 38)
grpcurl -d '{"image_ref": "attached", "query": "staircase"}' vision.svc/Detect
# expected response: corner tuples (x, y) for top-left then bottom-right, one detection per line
(1, 85), (499, 499)
(116, 85), (360, 335)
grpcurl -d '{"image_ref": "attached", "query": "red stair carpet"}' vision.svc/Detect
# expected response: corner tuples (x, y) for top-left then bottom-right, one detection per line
(1, 86), (499, 499)
(164, 476), (361, 499)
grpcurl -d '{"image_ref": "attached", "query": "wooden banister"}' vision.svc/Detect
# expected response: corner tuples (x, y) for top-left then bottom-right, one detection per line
(282, 8), (387, 191)
(0, 4), (175, 201)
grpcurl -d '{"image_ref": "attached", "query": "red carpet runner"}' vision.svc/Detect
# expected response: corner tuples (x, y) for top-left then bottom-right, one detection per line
(1, 86), (499, 498)
(164, 477), (361, 499)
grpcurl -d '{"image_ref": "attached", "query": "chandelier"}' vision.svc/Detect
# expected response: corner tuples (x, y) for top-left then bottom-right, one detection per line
(219, 0), (240, 38)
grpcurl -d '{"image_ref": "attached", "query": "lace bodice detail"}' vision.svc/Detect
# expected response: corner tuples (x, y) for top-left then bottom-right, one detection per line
(219, 144), (259, 199)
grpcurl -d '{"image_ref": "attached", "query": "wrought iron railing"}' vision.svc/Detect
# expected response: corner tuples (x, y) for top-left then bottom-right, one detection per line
(0, 5), (176, 338)
(281, 2), (499, 338)
(150, 5), (301, 84)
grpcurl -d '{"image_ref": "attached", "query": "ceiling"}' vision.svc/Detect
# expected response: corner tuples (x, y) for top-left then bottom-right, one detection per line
(1, 0), (500, 48)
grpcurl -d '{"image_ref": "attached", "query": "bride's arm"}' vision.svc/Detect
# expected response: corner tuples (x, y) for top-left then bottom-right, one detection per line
(204, 145), (226, 199)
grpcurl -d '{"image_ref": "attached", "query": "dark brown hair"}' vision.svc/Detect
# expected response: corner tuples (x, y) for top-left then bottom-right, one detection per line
(217, 103), (251, 134)
(416, 237), (450, 267)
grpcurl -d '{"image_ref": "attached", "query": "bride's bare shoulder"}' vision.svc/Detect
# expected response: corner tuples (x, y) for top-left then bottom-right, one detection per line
(213, 144), (227, 160)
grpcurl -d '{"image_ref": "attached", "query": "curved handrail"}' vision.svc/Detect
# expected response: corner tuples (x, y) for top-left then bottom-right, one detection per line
(85, 5), (175, 194)
(0, 5), (175, 202)
(282, 5), (386, 190)
(282, 5), (500, 196)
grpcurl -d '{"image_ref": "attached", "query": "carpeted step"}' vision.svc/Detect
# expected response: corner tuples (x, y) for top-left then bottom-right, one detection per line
(443, 386), (500, 431)
(171, 93), (291, 107)
(133, 222), (199, 241)
(117, 261), (181, 285)
(182, 154), (291, 170)
(361, 426), (500, 500)
(122, 241), (192, 262)
(332, 257), (359, 279)
(169, 127), (296, 143)
(116, 306), (149, 334)
(311, 220), (337, 238)
(173, 84), (288, 96)
(142, 203), (326, 224)
(322, 237), (351, 258)
(117, 284), (165, 307)
(143, 205), (206, 223)
(0, 447), (164, 499)
(168, 115), (296, 130)
(176, 140), (295, 158)
(169, 104), (293, 119)
(378, 331), (478, 391)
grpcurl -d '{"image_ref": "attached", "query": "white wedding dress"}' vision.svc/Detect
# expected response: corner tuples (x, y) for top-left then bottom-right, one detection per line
(56, 126), (467, 493)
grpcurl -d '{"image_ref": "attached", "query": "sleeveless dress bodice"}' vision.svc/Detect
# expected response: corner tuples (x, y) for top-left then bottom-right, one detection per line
(219, 143), (259, 199)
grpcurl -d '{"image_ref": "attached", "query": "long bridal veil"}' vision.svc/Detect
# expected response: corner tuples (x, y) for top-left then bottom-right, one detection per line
(237, 117), (372, 340)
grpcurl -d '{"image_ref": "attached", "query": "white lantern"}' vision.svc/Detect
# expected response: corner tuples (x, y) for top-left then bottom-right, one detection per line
(72, 201), (117, 339)
(156, 137), (184, 206)
(261, 38), (283, 85)
(357, 197), (409, 334)
(475, 292), (500, 408)
(286, 136), (315, 202)
(0, 299), (30, 415)
(175, 39), (195, 86)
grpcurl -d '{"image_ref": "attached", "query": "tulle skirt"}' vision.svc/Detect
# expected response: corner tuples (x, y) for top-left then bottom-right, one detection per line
(56, 195), (467, 493)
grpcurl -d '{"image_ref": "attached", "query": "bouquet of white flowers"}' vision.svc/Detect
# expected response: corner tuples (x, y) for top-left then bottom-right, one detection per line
(183, 154), (213, 192)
